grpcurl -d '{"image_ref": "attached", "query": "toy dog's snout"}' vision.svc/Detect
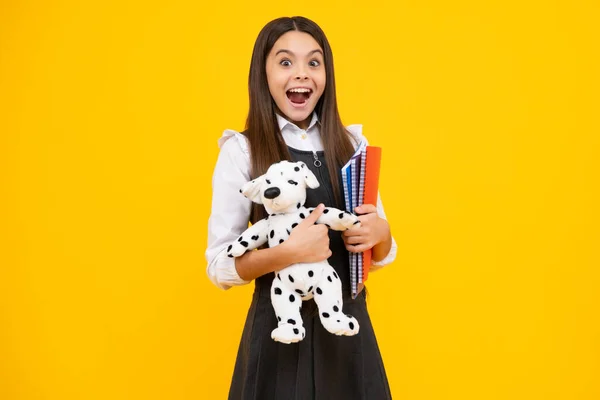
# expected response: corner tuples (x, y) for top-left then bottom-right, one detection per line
(263, 187), (281, 199)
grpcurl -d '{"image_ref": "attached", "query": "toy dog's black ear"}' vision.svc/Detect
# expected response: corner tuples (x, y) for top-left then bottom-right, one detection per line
(241, 175), (265, 204)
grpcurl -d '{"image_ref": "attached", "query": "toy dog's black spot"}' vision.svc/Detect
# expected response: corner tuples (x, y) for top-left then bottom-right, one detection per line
(297, 203), (301, 208)
(322, 312), (330, 318)
(294, 166), (300, 171)
(279, 239), (284, 244)
(288, 180), (298, 185)
(323, 208), (329, 214)
(339, 213), (344, 219)
(307, 286), (313, 292)
(293, 328), (299, 334)
(270, 230), (274, 238)
(251, 235), (259, 240)
(287, 318), (296, 325)
(333, 305), (339, 312)
(291, 223), (298, 228)
(333, 271), (338, 279)
(327, 275), (332, 282)
(316, 287), (322, 295)
(227, 245), (232, 252)
(240, 241), (248, 247)
(299, 213), (305, 219)
(288, 275), (294, 283)
(308, 270), (314, 277)
(295, 289), (303, 296)
(289, 294), (295, 302)
(349, 322), (355, 330)
(274, 287), (282, 295)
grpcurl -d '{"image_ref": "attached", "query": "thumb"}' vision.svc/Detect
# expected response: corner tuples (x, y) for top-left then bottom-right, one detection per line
(302, 203), (325, 225)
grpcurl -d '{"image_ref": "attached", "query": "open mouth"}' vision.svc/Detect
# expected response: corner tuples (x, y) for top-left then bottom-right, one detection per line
(286, 88), (312, 107)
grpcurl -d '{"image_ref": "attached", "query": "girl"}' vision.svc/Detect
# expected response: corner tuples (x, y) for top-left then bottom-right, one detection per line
(206, 16), (397, 399)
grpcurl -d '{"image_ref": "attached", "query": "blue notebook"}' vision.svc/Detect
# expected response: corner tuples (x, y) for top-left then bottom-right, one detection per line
(341, 140), (367, 298)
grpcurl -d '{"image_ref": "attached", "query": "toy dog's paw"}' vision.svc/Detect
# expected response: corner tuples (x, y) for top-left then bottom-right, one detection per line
(271, 324), (306, 344)
(320, 312), (360, 336)
(226, 239), (249, 258)
(337, 211), (361, 230)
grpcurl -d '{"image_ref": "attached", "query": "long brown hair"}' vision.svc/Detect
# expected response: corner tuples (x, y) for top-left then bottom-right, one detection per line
(244, 16), (356, 224)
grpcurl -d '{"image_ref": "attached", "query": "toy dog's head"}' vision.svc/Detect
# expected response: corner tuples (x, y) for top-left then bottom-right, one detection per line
(240, 161), (320, 214)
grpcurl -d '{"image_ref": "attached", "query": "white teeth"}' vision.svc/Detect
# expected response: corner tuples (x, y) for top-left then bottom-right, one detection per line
(287, 88), (311, 93)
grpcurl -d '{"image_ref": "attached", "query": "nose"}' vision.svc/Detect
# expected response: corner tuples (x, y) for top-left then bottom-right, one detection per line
(294, 66), (308, 81)
(263, 187), (281, 199)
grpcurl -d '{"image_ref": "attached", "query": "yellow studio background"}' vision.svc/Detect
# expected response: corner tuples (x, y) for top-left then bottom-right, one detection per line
(1, 0), (598, 399)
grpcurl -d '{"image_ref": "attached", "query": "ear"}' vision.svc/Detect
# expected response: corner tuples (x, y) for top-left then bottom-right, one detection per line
(302, 167), (320, 189)
(240, 176), (264, 204)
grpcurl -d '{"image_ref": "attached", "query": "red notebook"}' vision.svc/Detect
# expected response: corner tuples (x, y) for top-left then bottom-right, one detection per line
(358, 146), (382, 289)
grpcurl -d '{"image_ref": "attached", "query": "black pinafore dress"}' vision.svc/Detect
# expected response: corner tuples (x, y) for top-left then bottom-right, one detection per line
(228, 146), (392, 400)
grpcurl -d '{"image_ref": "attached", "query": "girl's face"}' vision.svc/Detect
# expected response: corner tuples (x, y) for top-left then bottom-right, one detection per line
(265, 31), (326, 130)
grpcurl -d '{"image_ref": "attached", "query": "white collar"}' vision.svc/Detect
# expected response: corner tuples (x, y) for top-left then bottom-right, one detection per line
(276, 112), (320, 132)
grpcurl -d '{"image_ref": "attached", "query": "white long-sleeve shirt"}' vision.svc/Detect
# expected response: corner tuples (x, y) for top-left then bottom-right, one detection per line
(205, 112), (397, 290)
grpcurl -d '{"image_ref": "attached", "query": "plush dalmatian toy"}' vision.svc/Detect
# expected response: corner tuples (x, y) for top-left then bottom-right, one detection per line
(227, 160), (361, 344)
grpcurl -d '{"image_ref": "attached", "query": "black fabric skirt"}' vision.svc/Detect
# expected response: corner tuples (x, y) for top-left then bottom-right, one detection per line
(228, 147), (392, 399)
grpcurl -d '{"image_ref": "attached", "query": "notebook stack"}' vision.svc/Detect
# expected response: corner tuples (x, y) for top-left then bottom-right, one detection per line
(341, 142), (382, 299)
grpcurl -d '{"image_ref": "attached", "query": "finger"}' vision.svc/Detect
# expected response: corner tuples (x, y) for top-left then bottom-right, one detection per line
(355, 204), (377, 215)
(343, 227), (364, 237)
(319, 250), (332, 261)
(358, 213), (377, 224)
(301, 203), (324, 226)
(346, 243), (372, 253)
(345, 235), (366, 245)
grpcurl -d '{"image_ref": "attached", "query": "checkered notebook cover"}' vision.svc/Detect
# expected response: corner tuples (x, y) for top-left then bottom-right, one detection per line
(357, 148), (367, 287)
(341, 140), (367, 298)
(341, 161), (355, 296)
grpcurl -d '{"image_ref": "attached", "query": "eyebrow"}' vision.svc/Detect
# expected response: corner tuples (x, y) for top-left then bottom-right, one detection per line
(275, 49), (323, 57)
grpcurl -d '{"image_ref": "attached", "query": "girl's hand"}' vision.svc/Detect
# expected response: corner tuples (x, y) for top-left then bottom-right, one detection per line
(284, 204), (332, 263)
(342, 204), (390, 253)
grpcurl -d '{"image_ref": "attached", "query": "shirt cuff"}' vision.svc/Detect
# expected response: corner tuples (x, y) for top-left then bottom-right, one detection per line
(207, 249), (251, 290)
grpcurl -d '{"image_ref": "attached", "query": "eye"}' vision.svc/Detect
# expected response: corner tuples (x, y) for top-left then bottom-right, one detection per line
(309, 60), (320, 67)
(280, 59), (291, 67)
(266, 179), (271, 184)
(288, 180), (298, 186)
